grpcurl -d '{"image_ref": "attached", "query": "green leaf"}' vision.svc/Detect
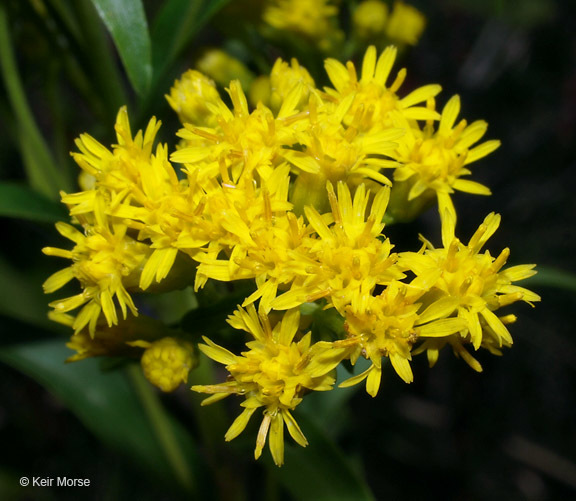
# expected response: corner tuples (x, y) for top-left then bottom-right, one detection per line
(151, 0), (231, 82)
(524, 266), (576, 293)
(0, 340), (200, 490)
(0, 182), (67, 223)
(0, 6), (72, 198)
(267, 413), (375, 501)
(90, 0), (152, 95)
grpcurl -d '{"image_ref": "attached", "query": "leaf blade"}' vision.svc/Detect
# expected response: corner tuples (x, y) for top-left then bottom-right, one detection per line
(0, 340), (200, 487)
(0, 182), (67, 223)
(90, 0), (152, 95)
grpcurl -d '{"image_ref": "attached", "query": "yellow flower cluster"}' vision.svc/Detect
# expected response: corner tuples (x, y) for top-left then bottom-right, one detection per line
(259, 0), (425, 52)
(44, 46), (539, 466)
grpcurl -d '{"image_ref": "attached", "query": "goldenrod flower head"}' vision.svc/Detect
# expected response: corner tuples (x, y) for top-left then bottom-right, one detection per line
(166, 70), (221, 126)
(196, 48), (255, 90)
(324, 45), (441, 132)
(68, 107), (192, 293)
(386, 1), (426, 46)
(392, 95), (501, 221)
(108, 147), (197, 291)
(65, 107), (162, 220)
(173, 80), (306, 184)
(288, 93), (403, 213)
(353, 0), (389, 40)
(43, 220), (150, 335)
(339, 281), (465, 394)
(269, 58), (315, 112)
(400, 211), (540, 368)
(191, 305), (347, 466)
(263, 0), (342, 50)
(193, 166), (302, 310)
(274, 182), (403, 313)
(140, 337), (197, 392)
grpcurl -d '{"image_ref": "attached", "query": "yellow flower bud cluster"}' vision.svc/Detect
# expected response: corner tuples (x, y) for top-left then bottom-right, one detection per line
(44, 46), (539, 466)
(353, 0), (426, 47)
(140, 337), (197, 393)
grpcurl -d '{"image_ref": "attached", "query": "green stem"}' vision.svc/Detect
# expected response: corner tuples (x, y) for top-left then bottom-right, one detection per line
(127, 364), (195, 494)
(0, 5), (71, 198)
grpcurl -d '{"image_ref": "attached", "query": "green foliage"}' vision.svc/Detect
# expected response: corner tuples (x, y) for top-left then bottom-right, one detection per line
(90, 0), (152, 96)
(268, 413), (375, 501)
(0, 182), (67, 223)
(0, 340), (199, 492)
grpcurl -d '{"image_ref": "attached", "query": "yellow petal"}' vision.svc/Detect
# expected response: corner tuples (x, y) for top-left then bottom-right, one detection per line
(418, 317), (467, 337)
(417, 296), (460, 324)
(390, 352), (413, 384)
(374, 45), (397, 85)
(361, 45), (377, 82)
(282, 409), (308, 448)
(198, 336), (238, 365)
(465, 140), (500, 164)
(269, 413), (285, 467)
(225, 407), (257, 442)
(480, 308), (513, 346)
(254, 412), (272, 460)
(366, 365), (383, 395)
(339, 365), (371, 388)
(438, 95), (460, 134)
(401, 84), (442, 109)
(501, 264), (537, 282)
(452, 179), (491, 195)
(43, 267), (75, 293)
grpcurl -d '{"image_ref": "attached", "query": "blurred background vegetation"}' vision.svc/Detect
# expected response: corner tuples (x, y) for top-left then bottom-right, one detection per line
(0, 0), (575, 499)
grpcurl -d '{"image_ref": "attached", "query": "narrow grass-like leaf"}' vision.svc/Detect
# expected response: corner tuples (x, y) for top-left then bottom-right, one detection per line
(0, 182), (67, 223)
(90, 0), (152, 95)
(524, 266), (576, 293)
